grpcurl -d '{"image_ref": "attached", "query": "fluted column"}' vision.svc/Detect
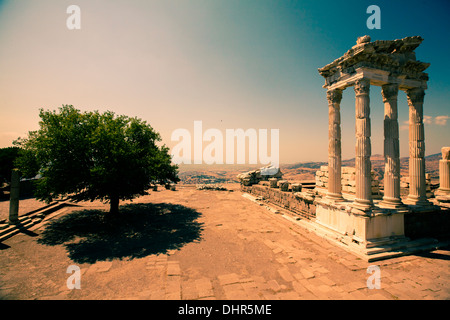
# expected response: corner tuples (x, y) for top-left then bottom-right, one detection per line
(353, 79), (373, 210)
(405, 87), (429, 206)
(326, 89), (344, 201)
(436, 147), (450, 200)
(380, 84), (404, 208)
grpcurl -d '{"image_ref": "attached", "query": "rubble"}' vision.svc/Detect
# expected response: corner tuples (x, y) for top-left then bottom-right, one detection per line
(236, 165), (282, 186)
(196, 184), (229, 191)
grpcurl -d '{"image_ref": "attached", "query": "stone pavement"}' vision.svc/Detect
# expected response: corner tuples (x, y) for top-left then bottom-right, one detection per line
(0, 184), (449, 300)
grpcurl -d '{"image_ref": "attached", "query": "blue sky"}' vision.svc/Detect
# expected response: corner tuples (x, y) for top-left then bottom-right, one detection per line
(0, 0), (449, 163)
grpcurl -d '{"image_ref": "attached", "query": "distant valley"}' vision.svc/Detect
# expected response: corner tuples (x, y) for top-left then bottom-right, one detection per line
(177, 153), (441, 185)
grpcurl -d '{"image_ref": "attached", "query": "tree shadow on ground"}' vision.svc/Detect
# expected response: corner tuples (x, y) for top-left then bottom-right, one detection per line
(37, 203), (203, 264)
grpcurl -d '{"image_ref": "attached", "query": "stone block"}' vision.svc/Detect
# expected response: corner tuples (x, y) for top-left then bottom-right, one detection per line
(344, 167), (355, 174)
(278, 180), (289, 191)
(400, 182), (409, 188)
(269, 178), (278, 188)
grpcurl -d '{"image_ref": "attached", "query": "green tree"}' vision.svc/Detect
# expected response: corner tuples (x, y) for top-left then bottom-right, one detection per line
(15, 105), (179, 214)
(0, 146), (20, 183)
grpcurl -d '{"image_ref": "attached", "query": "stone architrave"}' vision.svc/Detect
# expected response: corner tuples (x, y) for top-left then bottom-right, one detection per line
(405, 88), (430, 206)
(326, 89), (344, 201)
(380, 83), (404, 208)
(436, 147), (450, 201)
(353, 79), (373, 210)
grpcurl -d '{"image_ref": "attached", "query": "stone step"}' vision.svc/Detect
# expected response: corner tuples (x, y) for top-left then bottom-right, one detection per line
(364, 237), (435, 255)
(364, 239), (443, 262)
(0, 227), (20, 242)
(0, 217), (39, 241)
(0, 225), (16, 237)
(364, 237), (408, 248)
(18, 215), (32, 223)
(22, 201), (65, 220)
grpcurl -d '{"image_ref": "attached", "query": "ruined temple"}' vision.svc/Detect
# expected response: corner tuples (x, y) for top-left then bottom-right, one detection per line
(241, 36), (450, 261)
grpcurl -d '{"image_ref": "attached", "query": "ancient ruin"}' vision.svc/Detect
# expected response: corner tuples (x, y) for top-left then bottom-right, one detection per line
(436, 147), (450, 204)
(240, 36), (449, 261)
(237, 165), (283, 186)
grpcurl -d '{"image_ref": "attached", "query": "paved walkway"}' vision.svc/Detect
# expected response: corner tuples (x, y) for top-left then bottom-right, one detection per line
(0, 184), (449, 300)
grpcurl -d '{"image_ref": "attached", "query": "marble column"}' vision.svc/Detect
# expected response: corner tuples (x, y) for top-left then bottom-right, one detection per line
(353, 79), (373, 210)
(436, 147), (450, 200)
(380, 84), (404, 208)
(326, 89), (344, 201)
(405, 87), (429, 206)
(8, 169), (20, 224)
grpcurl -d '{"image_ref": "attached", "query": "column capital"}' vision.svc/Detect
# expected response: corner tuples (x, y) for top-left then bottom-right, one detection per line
(406, 87), (425, 104)
(354, 79), (370, 96)
(381, 83), (399, 102)
(326, 89), (343, 104)
(442, 147), (450, 160)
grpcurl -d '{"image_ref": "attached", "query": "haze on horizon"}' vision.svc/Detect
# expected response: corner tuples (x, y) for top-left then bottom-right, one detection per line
(0, 0), (449, 165)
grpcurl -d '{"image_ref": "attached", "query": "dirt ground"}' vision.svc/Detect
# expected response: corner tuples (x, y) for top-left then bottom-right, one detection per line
(0, 184), (449, 300)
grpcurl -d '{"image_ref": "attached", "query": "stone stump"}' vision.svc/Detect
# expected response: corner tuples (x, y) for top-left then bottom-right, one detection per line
(278, 180), (289, 192)
(436, 147), (450, 202)
(269, 178), (278, 188)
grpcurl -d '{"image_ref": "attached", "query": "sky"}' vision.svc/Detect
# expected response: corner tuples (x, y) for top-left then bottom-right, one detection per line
(0, 0), (449, 165)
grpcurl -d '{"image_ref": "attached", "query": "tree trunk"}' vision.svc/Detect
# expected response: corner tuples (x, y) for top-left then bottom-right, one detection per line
(109, 195), (120, 214)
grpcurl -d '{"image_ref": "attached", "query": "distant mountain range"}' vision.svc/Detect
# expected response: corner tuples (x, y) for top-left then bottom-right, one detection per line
(177, 153), (441, 184)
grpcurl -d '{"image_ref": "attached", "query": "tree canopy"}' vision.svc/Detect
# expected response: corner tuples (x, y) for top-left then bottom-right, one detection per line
(15, 105), (179, 213)
(0, 146), (20, 184)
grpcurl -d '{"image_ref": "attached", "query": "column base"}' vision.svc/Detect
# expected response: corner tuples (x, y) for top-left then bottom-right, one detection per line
(326, 192), (345, 202)
(351, 199), (373, 212)
(404, 195), (431, 207)
(435, 189), (450, 203)
(379, 197), (407, 209)
(8, 218), (19, 225)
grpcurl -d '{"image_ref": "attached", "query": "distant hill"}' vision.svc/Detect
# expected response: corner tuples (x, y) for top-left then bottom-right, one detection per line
(177, 153), (441, 184)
